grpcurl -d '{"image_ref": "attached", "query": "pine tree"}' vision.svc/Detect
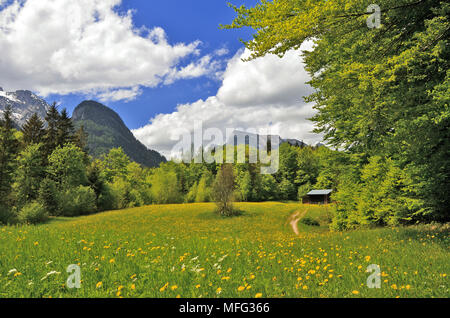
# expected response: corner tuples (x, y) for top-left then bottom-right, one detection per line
(43, 103), (60, 159)
(22, 113), (45, 146)
(56, 108), (75, 147)
(0, 105), (19, 206)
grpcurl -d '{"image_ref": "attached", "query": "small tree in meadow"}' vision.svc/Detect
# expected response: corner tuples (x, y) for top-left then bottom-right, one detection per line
(212, 164), (236, 217)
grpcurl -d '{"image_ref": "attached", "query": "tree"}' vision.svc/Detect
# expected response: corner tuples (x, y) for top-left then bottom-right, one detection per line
(0, 105), (19, 207)
(47, 144), (88, 189)
(14, 143), (46, 206)
(43, 103), (60, 159)
(212, 164), (236, 216)
(22, 113), (45, 146)
(226, 0), (450, 223)
(56, 108), (75, 146)
(100, 148), (130, 182)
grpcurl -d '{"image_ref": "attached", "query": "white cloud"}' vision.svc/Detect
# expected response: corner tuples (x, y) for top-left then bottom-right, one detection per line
(133, 42), (322, 159)
(0, 0), (220, 101)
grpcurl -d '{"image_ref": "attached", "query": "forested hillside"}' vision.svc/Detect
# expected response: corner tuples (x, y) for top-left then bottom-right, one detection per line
(72, 101), (166, 168)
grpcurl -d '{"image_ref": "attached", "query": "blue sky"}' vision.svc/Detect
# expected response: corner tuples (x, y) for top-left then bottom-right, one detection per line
(0, 0), (320, 156)
(45, 0), (259, 130)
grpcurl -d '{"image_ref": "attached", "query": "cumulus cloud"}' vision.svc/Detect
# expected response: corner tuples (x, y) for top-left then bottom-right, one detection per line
(133, 42), (322, 159)
(0, 0), (220, 101)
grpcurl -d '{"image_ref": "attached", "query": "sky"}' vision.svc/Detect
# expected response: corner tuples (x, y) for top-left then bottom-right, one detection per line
(0, 0), (322, 158)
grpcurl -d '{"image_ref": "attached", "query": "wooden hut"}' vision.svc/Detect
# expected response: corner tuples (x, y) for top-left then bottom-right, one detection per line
(303, 189), (333, 205)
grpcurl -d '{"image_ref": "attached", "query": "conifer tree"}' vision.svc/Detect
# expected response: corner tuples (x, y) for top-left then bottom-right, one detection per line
(0, 105), (19, 205)
(22, 113), (45, 146)
(43, 103), (60, 159)
(56, 108), (75, 147)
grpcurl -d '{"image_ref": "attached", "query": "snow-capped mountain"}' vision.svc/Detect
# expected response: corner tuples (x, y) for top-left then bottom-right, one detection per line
(0, 87), (50, 128)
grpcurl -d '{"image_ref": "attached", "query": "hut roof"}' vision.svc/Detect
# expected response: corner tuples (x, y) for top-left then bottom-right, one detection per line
(307, 189), (333, 195)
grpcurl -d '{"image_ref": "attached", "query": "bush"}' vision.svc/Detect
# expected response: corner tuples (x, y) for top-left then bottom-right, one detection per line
(38, 178), (60, 216)
(0, 204), (17, 225)
(59, 186), (96, 217)
(97, 184), (116, 211)
(18, 202), (48, 225)
(300, 217), (320, 227)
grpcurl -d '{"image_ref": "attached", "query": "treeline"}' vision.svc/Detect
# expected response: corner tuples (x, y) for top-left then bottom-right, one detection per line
(1, 103), (446, 229)
(0, 103), (344, 225)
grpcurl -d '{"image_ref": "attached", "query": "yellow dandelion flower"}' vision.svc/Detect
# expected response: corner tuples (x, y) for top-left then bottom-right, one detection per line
(255, 293), (263, 298)
(352, 290), (359, 295)
(131, 284), (136, 290)
(238, 286), (245, 292)
(109, 258), (115, 264)
(160, 282), (169, 292)
(96, 282), (103, 288)
(171, 285), (178, 291)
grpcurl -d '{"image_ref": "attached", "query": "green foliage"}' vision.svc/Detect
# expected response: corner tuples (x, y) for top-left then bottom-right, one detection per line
(21, 113), (45, 146)
(72, 101), (166, 168)
(14, 143), (45, 206)
(300, 217), (320, 227)
(150, 165), (182, 204)
(212, 164), (236, 216)
(278, 178), (296, 201)
(58, 186), (96, 217)
(17, 202), (48, 225)
(47, 144), (88, 188)
(38, 178), (59, 216)
(0, 204), (16, 225)
(226, 0), (450, 226)
(0, 106), (19, 206)
(100, 147), (130, 182)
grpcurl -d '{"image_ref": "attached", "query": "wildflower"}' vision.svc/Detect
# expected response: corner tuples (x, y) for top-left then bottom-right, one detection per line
(216, 287), (222, 294)
(221, 276), (230, 280)
(303, 285), (308, 290)
(171, 285), (178, 291)
(255, 293), (263, 298)
(195, 284), (201, 289)
(160, 282), (169, 292)
(131, 284), (136, 290)
(109, 259), (115, 264)
(238, 286), (245, 292)
(391, 284), (398, 290)
(352, 290), (359, 295)
(96, 282), (103, 288)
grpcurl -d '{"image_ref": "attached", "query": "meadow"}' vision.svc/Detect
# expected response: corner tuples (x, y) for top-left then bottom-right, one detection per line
(0, 202), (448, 298)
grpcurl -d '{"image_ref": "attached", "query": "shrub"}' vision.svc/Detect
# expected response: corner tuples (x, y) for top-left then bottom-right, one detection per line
(59, 186), (96, 217)
(300, 217), (320, 227)
(0, 204), (17, 225)
(18, 202), (48, 225)
(97, 183), (116, 211)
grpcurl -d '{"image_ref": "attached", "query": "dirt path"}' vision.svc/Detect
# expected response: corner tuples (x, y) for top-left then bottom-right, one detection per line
(288, 209), (308, 235)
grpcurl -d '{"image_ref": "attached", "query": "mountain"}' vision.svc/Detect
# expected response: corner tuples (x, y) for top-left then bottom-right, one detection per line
(0, 87), (49, 128)
(72, 100), (166, 167)
(225, 130), (308, 149)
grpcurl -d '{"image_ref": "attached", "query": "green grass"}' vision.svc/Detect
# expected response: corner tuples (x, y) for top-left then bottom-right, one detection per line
(0, 202), (448, 298)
